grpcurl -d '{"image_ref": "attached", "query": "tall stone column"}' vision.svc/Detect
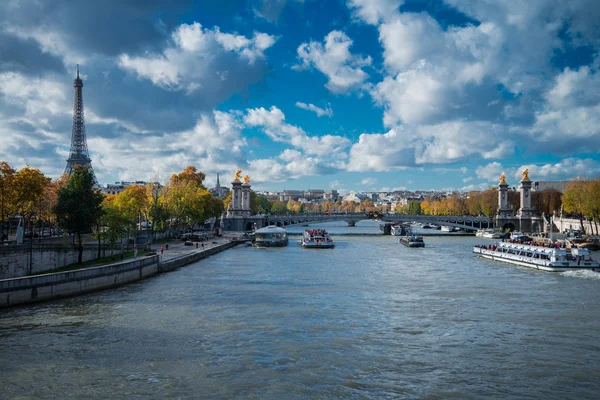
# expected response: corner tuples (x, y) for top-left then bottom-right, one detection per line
(231, 181), (242, 216)
(241, 183), (251, 216)
(497, 173), (514, 218)
(517, 169), (534, 218)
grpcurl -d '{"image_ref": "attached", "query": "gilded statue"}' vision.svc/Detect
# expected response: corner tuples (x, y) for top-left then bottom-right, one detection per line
(499, 172), (507, 185)
(243, 175), (251, 184)
(522, 168), (530, 181)
(233, 169), (242, 182)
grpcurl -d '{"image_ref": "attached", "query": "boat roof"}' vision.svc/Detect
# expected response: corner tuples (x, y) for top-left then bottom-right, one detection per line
(498, 242), (565, 255)
(255, 225), (287, 233)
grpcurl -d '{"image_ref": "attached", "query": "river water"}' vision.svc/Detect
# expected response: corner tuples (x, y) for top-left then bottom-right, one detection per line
(2, 221), (600, 399)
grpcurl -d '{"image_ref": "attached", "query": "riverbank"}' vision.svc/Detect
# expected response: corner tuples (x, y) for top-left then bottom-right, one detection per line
(0, 237), (246, 308)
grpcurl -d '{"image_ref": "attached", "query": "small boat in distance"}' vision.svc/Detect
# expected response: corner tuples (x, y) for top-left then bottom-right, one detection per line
(302, 229), (335, 249)
(473, 242), (600, 272)
(253, 226), (289, 247)
(391, 224), (405, 236)
(400, 227), (425, 247)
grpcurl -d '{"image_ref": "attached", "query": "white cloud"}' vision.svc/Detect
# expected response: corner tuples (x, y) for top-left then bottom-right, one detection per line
(294, 30), (372, 94)
(244, 106), (350, 156)
(361, 177), (377, 185)
(118, 22), (277, 92)
(295, 102), (333, 117)
(475, 161), (506, 182)
(474, 158), (600, 185)
(531, 66), (600, 146)
(515, 158), (600, 181)
(347, 0), (403, 25)
(347, 121), (514, 171)
(88, 110), (249, 183)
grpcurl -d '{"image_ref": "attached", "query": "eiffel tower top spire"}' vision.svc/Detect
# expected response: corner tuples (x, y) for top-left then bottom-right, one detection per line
(65, 66), (95, 180)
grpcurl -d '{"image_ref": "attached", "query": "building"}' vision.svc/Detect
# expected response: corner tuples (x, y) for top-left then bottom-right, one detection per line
(323, 190), (339, 201)
(304, 189), (325, 200)
(210, 173), (230, 199)
(279, 190), (304, 202)
(342, 193), (366, 203)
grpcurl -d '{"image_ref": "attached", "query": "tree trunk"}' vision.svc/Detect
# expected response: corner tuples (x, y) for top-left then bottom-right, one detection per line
(579, 215), (586, 235)
(78, 232), (83, 264)
(97, 228), (101, 259)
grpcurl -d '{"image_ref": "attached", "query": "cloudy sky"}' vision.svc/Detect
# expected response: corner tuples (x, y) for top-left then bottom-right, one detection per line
(1, 0), (599, 192)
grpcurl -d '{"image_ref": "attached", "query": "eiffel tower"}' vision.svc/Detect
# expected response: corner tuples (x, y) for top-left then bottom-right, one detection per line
(64, 65), (95, 180)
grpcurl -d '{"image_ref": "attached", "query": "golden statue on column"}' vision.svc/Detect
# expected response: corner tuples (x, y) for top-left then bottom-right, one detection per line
(499, 172), (507, 185)
(522, 168), (529, 181)
(233, 170), (242, 182)
(243, 175), (251, 184)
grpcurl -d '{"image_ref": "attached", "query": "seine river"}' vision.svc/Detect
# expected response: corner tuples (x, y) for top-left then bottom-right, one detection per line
(1, 221), (600, 399)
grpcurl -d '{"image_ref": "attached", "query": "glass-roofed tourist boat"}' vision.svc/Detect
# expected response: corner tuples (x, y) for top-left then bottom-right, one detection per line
(473, 242), (600, 272)
(252, 226), (289, 247)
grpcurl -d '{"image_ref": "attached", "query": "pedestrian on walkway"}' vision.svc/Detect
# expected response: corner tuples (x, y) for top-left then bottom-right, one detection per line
(165, 243), (169, 250)
(120, 253), (124, 261)
(196, 243), (198, 249)
(161, 247), (164, 255)
(201, 243), (204, 250)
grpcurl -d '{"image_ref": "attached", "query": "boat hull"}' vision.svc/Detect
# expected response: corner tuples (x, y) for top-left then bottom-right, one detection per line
(400, 239), (425, 247)
(302, 242), (335, 249)
(253, 238), (289, 247)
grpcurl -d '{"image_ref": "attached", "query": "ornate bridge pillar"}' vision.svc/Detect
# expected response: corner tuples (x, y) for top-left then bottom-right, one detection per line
(496, 172), (517, 231)
(241, 183), (251, 216)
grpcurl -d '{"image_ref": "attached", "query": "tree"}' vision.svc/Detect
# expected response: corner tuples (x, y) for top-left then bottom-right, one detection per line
(563, 178), (588, 233)
(54, 166), (104, 264)
(270, 200), (287, 215)
(171, 165), (206, 188)
(101, 195), (132, 247)
(0, 161), (16, 240)
(406, 200), (421, 215)
(255, 195), (271, 214)
(12, 166), (51, 235)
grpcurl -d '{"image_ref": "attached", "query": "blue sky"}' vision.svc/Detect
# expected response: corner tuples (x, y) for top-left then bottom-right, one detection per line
(1, 0), (600, 193)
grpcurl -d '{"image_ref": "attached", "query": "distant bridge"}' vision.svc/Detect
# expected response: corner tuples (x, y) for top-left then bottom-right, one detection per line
(222, 213), (493, 232)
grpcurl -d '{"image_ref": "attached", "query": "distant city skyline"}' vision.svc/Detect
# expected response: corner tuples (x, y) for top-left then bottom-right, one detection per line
(1, 0), (600, 192)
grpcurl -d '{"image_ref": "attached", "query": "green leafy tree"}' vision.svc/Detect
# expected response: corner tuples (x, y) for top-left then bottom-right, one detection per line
(406, 200), (421, 215)
(270, 200), (287, 215)
(563, 178), (588, 233)
(53, 166), (104, 264)
(255, 195), (271, 214)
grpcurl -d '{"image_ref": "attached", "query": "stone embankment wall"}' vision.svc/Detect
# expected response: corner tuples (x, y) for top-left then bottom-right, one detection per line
(0, 244), (121, 280)
(0, 241), (242, 308)
(555, 218), (599, 235)
(0, 256), (159, 307)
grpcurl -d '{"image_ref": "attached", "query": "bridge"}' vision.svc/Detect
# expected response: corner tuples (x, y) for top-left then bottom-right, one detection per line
(222, 213), (493, 232)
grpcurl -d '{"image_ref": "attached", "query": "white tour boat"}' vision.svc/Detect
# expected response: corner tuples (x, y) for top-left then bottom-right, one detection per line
(473, 242), (600, 272)
(302, 229), (335, 249)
